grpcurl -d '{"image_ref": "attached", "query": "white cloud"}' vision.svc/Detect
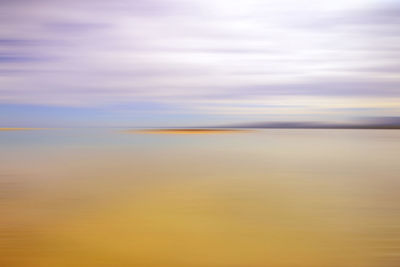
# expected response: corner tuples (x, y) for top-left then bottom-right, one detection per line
(0, 0), (399, 120)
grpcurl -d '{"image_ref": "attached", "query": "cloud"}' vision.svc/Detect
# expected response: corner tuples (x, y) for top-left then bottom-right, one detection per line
(0, 0), (399, 124)
(0, 54), (44, 63)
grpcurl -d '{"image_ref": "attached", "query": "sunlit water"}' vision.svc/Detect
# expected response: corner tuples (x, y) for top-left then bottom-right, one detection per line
(1, 129), (399, 267)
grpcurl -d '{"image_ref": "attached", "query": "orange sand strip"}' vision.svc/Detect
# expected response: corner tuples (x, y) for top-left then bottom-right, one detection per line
(126, 129), (251, 135)
(0, 128), (44, 131)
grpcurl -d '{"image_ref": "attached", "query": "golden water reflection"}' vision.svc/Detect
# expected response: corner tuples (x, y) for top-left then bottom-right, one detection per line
(0, 129), (399, 266)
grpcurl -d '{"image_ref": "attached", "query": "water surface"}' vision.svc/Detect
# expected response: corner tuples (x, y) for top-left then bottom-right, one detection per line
(1, 129), (399, 267)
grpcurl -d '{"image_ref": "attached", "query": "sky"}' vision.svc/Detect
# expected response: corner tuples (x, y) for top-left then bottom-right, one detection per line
(0, 0), (399, 127)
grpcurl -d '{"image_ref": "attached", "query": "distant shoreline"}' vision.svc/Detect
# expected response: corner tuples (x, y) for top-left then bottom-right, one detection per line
(219, 126), (400, 130)
(217, 122), (400, 130)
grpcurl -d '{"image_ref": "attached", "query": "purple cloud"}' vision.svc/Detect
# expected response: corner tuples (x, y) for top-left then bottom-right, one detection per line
(0, 0), (399, 125)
